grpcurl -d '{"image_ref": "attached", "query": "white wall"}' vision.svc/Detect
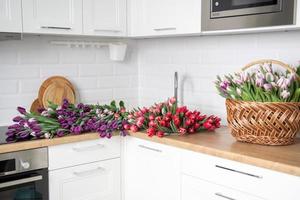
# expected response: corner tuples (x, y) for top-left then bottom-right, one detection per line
(137, 31), (300, 123)
(0, 35), (138, 125)
(1, 31), (300, 126)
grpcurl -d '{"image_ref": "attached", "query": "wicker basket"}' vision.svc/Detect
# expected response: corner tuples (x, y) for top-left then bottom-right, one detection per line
(226, 59), (300, 146)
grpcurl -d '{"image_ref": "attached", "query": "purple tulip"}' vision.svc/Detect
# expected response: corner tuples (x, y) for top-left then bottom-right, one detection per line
(19, 131), (30, 139)
(13, 116), (24, 123)
(99, 124), (107, 132)
(8, 124), (22, 130)
(71, 126), (82, 134)
(17, 107), (27, 115)
(120, 130), (127, 137)
(256, 78), (265, 87)
(263, 83), (273, 91)
(56, 130), (65, 137)
(6, 130), (16, 137)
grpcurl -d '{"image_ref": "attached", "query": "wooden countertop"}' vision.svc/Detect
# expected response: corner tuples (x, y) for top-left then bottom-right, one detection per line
(0, 132), (101, 154)
(0, 127), (299, 176)
(129, 127), (300, 177)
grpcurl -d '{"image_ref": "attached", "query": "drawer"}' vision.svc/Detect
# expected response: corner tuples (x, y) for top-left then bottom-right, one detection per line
(181, 149), (300, 200)
(49, 137), (120, 170)
(49, 158), (120, 200)
(181, 174), (264, 200)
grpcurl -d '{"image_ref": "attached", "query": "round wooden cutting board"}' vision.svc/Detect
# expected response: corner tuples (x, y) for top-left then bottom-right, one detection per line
(38, 76), (75, 106)
(30, 99), (44, 114)
(42, 83), (76, 108)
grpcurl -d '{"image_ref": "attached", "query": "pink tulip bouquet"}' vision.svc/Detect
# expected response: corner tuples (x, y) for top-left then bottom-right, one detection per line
(215, 64), (300, 102)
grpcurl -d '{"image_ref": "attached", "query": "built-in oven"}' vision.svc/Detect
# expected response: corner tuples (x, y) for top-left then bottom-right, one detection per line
(202, 0), (296, 31)
(0, 148), (48, 200)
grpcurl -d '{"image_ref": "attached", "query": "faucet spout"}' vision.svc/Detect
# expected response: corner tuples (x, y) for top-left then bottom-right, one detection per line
(174, 72), (178, 105)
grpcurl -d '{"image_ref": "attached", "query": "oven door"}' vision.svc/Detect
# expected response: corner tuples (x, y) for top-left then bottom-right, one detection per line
(211, 0), (281, 19)
(0, 169), (48, 200)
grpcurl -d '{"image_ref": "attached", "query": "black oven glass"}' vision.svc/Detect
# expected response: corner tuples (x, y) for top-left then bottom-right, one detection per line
(212, 0), (278, 12)
(0, 159), (16, 174)
(0, 169), (48, 200)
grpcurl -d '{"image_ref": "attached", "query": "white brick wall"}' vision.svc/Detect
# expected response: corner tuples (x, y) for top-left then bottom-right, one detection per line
(1, 31), (300, 126)
(137, 31), (300, 124)
(0, 35), (138, 125)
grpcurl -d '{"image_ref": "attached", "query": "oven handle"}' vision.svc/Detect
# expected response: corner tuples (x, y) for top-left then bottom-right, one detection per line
(0, 175), (43, 189)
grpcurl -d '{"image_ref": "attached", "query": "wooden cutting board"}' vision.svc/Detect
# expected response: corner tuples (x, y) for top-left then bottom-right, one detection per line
(38, 76), (75, 106)
(30, 99), (44, 114)
(42, 82), (76, 108)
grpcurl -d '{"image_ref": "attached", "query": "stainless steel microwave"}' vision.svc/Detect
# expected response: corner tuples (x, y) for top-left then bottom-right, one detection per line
(202, 0), (296, 31)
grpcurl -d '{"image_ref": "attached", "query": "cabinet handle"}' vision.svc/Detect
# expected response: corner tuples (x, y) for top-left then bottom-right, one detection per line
(0, 175), (43, 189)
(138, 145), (162, 153)
(153, 27), (176, 31)
(215, 165), (263, 179)
(72, 143), (105, 152)
(94, 29), (121, 32)
(73, 167), (105, 177)
(215, 192), (236, 200)
(41, 26), (72, 30)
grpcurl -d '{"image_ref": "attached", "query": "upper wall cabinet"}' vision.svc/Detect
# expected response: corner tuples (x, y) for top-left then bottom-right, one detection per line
(0, 0), (22, 32)
(129, 0), (201, 37)
(22, 0), (82, 35)
(83, 0), (127, 36)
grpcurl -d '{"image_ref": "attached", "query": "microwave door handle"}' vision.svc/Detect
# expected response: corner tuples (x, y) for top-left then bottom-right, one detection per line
(0, 175), (43, 189)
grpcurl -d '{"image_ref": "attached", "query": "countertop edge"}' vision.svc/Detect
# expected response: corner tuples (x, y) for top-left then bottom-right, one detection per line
(0, 130), (299, 176)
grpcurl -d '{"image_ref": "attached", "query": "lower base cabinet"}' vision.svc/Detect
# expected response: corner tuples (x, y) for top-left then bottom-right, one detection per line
(181, 174), (264, 200)
(124, 137), (180, 200)
(49, 158), (120, 200)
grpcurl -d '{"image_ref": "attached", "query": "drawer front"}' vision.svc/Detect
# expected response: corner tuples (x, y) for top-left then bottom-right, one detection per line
(181, 149), (300, 200)
(49, 137), (120, 170)
(49, 158), (120, 200)
(181, 174), (264, 200)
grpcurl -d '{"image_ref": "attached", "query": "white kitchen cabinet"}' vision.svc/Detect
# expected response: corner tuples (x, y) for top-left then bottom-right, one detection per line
(0, 0), (22, 32)
(49, 158), (121, 200)
(181, 149), (300, 200)
(48, 137), (120, 170)
(129, 0), (201, 37)
(22, 0), (82, 35)
(124, 137), (180, 200)
(83, 0), (127, 36)
(181, 174), (264, 200)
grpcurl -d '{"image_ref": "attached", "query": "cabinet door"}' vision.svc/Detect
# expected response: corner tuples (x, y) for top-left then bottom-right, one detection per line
(124, 137), (180, 200)
(182, 175), (264, 200)
(22, 0), (82, 34)
(83, 0), (126, 36)
(0, 0), (22, 32)
(129, 0), (201, 36)
(49, 158), (120, 200)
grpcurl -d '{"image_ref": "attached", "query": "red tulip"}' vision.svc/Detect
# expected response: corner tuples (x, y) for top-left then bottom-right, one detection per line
(188, 127), (195, 133)
(159, 120), (167, 127)
(156, 131), (164, 138)
(149, 120), (157, 128)
(168, 97), (177, 105)
(147, 127), (156, 137)
(136, 120), (144, 128)
(123, 124), (131, 130)
(130, 125), (138, 132)
(179, 127), (187, 135)
(149, 114), (155, 121)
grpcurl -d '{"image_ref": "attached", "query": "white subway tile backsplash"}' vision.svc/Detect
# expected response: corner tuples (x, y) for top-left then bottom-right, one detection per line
(19, 50), (59, 64)
(0, 36), (138, 125)
(40, 65), (79, 78)
(138, 31), (300, 125)
(0, 65), (40, 79)
(0, 80), (19, 94)
(60, 49), (96, 64)
(0, 51), (18, 64)
(79, 64), (114, 77)
(19, 79), (43, 93)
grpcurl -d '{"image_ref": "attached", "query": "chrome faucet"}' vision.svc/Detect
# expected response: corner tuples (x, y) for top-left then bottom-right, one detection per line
(174, 71), (178, 105)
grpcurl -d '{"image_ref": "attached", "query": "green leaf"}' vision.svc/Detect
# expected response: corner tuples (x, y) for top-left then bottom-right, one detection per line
(119, 101), (125, 108)
(170, 121), (178, 133)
